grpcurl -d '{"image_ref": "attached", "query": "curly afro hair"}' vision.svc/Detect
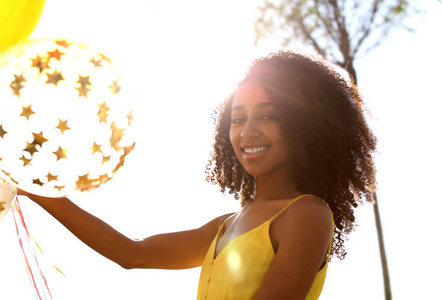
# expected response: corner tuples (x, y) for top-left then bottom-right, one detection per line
(206, 51), (377, 260)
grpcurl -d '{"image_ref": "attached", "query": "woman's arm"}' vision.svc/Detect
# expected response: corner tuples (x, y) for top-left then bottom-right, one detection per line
(254, 196), (333, 300)
(18, 189), (230, 270)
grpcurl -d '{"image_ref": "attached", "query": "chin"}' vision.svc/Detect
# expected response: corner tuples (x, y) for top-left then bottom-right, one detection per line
(241, 167), (264, 177)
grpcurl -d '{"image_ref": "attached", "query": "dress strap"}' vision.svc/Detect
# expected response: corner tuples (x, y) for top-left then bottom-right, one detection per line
(269, 194), (317, 222)
(268, 194), (335, 258)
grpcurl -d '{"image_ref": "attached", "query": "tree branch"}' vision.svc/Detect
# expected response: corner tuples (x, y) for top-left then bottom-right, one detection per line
(313, 0), (338, 44)
(292, 10), (328, 58)
(352, 0), (381, 57)
(329, 0), (352, 63)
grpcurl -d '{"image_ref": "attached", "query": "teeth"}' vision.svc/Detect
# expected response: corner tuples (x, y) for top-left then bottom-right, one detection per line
(244, 147), (267, 154)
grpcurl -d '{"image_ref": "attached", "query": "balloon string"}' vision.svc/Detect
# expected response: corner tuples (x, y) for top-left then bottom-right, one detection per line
(28, 229), (66, 278)
(12, 197), (53, 300)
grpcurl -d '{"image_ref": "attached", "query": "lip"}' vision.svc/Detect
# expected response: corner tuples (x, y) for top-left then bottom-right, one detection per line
(240, 144), (270, 159)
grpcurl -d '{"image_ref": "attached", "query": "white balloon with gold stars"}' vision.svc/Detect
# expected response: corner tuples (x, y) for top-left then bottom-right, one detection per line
(0, 39), (136, 197)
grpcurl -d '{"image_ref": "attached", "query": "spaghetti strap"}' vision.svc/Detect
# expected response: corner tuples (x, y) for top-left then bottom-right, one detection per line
(269, 194), (335, 255)
(269, 194), (316, 222)
(269, 194), (334, 222)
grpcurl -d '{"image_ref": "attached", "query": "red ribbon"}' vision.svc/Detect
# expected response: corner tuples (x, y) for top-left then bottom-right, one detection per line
(12, 197), (53, 300)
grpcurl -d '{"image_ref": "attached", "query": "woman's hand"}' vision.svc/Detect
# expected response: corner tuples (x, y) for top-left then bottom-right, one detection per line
(17, 188), (230, 270)
(16, 189), (139, 267)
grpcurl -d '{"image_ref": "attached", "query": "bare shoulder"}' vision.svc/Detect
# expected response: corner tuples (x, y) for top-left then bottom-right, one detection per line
(289, 195), (332, 222)
(272, 195), (333, 249)
(282, 195), (332, 223)
(256, 196), (333, 298)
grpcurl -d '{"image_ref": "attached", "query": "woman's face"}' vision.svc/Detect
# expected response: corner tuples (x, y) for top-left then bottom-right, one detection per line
(229, 82), (292, 178)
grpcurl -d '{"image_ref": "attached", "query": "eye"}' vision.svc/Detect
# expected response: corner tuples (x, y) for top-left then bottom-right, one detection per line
(262, 114), (277, 120)
(231, 117), (245, 125)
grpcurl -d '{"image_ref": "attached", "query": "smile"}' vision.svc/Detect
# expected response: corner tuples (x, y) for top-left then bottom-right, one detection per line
(242, 146), (270, 155)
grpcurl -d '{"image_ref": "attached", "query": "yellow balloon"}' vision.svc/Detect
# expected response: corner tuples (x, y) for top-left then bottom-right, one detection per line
(0, 0), (45, 53)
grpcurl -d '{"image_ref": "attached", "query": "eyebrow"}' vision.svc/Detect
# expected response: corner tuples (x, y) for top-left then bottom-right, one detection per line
(231, 102), (276, 112)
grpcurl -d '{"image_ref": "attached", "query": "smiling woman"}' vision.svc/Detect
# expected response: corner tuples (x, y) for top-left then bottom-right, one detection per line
(206, 50), (377, 277)
(229, 82), (292, 178)
(191, 51), (376, 299)
(15, 51), (376, 300)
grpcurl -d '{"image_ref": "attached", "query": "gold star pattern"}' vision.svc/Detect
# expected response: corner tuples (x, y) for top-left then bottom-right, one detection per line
(101, 155), (111, 164)
(127, 110), (134, 125)
(109, 122), (125, 151)
(54, 185), (65, 192)
(46, 173), (59, 182)
(99, 173), (112, 185)
(75, 75), (92, 98)
(30, 54), (49, 73)
(32, 178), (44, 186)
(97, 102), (110, 123)
(46, 70), (64, 86)
(53, 146), (67, 160)
(124, 142), (136, 154)
(19, 154), (32, 166)
(55, 40), (72, 48)
(76, 85), (91, 98)
(10, 74), (26, 97)
(21, 105), (35, 120)
(11, 177), (19, 185)
(113, 152), (127, 173)
(0, 124), (7, 139)
(32, 132), (48, 148)
(78, 75), (91, 86)
(98, 53), (111, 63)
(112, 143), (136, 173)
(91, 142), (103, 154)
(109, 80), (121, 95)
(1, 171), (18, 185)
(90, 57), (103, 68)
(75, 173), (100, 192)
(24, 142), (38, 156)
(75, 174), (90, 191)
(56, 119), (70, 133)
(47, 49), (65, 60)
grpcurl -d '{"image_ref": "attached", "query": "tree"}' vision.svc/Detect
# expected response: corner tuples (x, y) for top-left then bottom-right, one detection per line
(253, 1), (427, 299)
(254, 0), (419, 84)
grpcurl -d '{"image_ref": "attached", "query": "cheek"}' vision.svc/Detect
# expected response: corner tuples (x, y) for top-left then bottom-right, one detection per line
(229, 127), (236, 145)
(273, 130), (291, 156)
(229, 128), (241, 156)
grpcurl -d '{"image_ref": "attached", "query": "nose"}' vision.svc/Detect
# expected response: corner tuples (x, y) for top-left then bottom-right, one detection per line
(240, 119), (259, 138)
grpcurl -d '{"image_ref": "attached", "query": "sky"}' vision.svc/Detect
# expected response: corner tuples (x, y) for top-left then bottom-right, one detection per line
(1, 0), (442, 299)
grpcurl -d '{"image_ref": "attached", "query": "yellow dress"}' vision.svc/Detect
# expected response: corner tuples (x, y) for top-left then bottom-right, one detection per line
(197, 195), (333, 300)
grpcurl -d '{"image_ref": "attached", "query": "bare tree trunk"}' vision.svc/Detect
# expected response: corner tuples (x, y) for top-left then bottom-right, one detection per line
(373, 192), (392, 300)
(341, 60), (358, 84)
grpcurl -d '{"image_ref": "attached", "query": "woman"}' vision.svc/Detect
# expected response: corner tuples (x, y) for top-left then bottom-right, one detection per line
(19, 51), (376, 299)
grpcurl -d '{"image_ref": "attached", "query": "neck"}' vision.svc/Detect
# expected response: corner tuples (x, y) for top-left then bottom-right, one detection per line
(254, 173), (301, 201)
